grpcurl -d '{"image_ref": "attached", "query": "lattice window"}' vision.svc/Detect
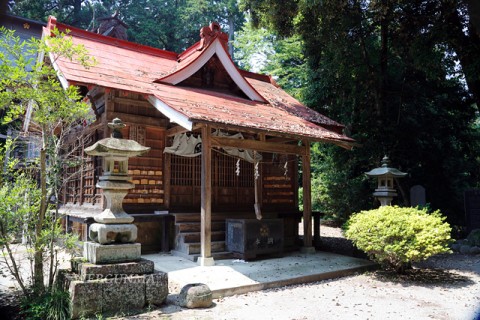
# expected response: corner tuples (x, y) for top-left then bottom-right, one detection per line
(170, 151), (254, 188)
(171, 155), (201, 186)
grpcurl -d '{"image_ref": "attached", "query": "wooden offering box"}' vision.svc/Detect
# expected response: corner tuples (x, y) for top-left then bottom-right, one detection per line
(226, 219), (283, 260)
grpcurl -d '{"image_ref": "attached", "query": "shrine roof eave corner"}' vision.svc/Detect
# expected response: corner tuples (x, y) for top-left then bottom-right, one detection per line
(148, 95), (193, 131)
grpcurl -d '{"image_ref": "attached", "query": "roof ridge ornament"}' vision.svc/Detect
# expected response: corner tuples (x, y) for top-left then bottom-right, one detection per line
(197, 22), (229, 53)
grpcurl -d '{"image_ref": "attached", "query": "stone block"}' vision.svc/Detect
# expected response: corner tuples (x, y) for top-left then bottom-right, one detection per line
(71, 256), (87, 273)
(89, 223), (138, 244)
(84, 242), (141, 264)
(145, 271), (168, 306)
(69, 279), (103, 319)
(178, 283), (213, 309)
(102, 275), (146, 312)
(469, 246), (480, 254)
(79, 259), (154, 281)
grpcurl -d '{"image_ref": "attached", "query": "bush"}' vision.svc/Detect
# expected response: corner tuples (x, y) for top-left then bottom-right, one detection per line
(345, 206), (452, 273)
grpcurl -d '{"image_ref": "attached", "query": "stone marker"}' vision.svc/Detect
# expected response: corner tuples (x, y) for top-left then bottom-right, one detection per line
(410, 185), (426, 207)
(178, 283), (213, 308)
(464, 190), (480, 232)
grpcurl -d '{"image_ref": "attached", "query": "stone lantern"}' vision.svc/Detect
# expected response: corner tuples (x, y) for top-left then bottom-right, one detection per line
(64, 118), (168, 318)
(84, 118), (150, 263)
(365, 156), (407, 206)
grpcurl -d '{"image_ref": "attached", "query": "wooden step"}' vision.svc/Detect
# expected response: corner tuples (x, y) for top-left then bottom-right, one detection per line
(176, 221), (225, 233)
(172, 212), (257, 223)
(179, 231), (225, 243)
(170, 250), (234, 262)
(180, 241), (225, 255)
(190, 251), (234, 262)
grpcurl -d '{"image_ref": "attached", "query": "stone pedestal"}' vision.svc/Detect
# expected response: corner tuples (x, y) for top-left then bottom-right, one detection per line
(59, 259), (168, 319)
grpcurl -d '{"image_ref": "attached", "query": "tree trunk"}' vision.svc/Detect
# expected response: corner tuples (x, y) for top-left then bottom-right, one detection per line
(442, 1), (480, 110)
(33, 133), (48, 293)
(378, 0), (389, 119)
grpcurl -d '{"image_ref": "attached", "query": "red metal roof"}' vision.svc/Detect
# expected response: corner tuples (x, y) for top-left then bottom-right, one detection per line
(47, 17), (354, 147)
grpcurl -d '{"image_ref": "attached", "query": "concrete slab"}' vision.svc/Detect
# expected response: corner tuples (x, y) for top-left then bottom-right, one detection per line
(144, 251), (376, 299)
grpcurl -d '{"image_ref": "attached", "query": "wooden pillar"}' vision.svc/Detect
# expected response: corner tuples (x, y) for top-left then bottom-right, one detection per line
(199, 125), (214, 266)
(254, 133), (265, 219)
(164, 153), (171, 209)
(302, 140), (314, 252)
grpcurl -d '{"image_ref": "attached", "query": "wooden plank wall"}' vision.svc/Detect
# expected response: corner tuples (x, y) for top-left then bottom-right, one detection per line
(62, 90), (169, 213)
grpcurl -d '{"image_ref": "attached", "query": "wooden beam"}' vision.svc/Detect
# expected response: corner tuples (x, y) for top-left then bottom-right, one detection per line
(201, 121), (354, 150)
(104, 91), (114, 138)
(200, 125), (213, 265)
(106, 112), (168, 128)
(302, 141), (313, 248)
(113, 97), (152, 108)
(166, 124), (201, 137)
(210, 136), (307, 155)
(266, 137), (298, 143)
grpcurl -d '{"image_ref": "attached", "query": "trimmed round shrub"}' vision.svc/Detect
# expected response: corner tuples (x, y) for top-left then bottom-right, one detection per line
(345, 206), (452, 273)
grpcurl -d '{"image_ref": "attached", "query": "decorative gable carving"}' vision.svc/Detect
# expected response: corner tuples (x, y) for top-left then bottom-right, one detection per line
(198, 22), (229, 53)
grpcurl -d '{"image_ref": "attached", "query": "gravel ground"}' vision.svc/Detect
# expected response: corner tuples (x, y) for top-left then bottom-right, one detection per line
(1, 227), (479, 320)
(117, 226), (480, 320)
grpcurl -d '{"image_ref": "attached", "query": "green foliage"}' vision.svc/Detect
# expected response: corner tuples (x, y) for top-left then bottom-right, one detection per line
(345, 206), (452, 273)
(0, 26), (94, 294)
(234, 20), (308, 99)
(0, 172), (40, 245)
(0, 26), (94, 124)
(21, 288), (71, 320)
(240, 0), (480, 223)
(10, 0), (246, 54)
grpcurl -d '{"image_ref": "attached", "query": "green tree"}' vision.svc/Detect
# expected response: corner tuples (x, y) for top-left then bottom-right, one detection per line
(240, 0), (480, 223)
(0, 26), (94, 294)
(10, 0), (246, 54)
(234, 20), (308, 99)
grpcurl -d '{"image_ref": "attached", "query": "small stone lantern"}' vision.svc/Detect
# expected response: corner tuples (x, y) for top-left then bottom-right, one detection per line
(365, 156), (407, 206)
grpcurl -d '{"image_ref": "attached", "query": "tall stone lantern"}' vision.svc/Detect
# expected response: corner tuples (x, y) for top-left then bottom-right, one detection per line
(64, 118), (168, 319)
(365, 156), (407, 206)
(84, 118), (150, 263)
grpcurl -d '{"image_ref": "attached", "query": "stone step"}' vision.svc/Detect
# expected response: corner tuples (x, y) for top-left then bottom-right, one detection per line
(179, 231), (225, 244)
(176, 221), (225, 233)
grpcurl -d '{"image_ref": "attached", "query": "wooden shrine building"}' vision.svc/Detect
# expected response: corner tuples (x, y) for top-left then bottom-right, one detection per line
(44, 16), (354, 265)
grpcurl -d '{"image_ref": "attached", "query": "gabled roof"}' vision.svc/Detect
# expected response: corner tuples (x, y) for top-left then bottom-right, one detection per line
(45, 16), (354, 148)
(156, 22), (265, 102)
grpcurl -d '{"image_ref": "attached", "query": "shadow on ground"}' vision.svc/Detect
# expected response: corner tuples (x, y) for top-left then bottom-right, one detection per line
(373, 267), (476, 288)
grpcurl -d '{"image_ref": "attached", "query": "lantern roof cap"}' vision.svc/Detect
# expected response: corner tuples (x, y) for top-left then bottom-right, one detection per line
(85, 118), (150, 157)
(365, 155), (407, 178)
